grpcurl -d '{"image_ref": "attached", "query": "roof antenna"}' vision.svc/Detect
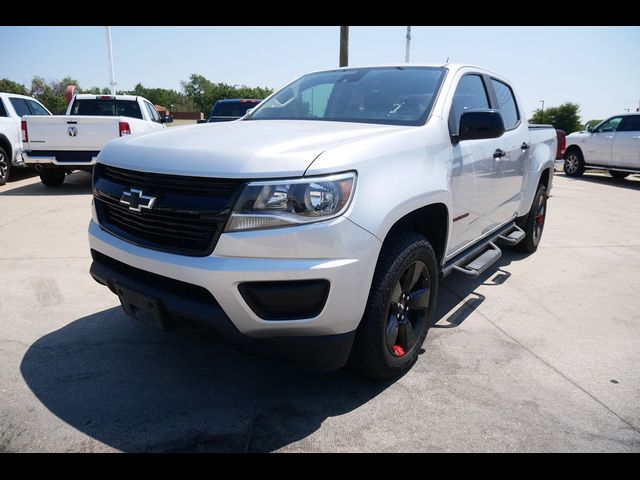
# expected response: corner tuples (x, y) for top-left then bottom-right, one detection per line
(446, 57), (450, 63)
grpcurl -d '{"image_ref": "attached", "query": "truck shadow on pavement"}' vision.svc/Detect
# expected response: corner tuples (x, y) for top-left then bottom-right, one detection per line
(0, 171), (92, 196)
(561, 173), (640, 191)
(20, 250), (525, 452)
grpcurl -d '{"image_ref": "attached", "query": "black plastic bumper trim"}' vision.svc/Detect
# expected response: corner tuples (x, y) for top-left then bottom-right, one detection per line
(89, 250), (353, 370)
(238, 280), (330, 321)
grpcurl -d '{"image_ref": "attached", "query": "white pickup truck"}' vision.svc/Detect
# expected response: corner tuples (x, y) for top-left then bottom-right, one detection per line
(563, 113), (640, 178)
(0, 92), (52, 185)
(22, 94), (171, 187)
(88, 64), (556, 378)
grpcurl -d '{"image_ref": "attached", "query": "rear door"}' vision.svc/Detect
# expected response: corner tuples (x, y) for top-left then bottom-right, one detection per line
(611, 115), (640, 169)
(487, 78), (528, 224)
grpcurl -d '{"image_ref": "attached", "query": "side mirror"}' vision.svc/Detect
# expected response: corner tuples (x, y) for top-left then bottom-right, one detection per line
(457, 109), (505, 142)
(586, 124), (594, 133)
(244, 107), (255, 116)
(161, 115), (174, 124)
(196, 119), (208, 124)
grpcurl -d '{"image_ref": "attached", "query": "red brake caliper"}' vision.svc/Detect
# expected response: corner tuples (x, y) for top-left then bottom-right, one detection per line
(535, 214), (545, 225)
(393, 345), (406, 357)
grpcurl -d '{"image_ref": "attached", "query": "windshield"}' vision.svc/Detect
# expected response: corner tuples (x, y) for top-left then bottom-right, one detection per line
(211, 101), (261, 118)
(70, 99), (143, 119)
(248, 67), (446, 126)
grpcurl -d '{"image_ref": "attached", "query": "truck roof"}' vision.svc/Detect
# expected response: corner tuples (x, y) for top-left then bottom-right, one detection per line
(0, 92), (39, 100)
(73, 94), (139, 101)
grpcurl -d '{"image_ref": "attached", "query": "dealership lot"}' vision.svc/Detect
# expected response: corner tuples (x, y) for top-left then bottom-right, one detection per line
(0, 170), (639, 452)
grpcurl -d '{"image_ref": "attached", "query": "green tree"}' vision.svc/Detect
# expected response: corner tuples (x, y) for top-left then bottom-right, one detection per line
(181, 74), (273, 114)
(0, 78), (27, 95)
(28, 76), (80, 114)
(529, 102), (582, 134)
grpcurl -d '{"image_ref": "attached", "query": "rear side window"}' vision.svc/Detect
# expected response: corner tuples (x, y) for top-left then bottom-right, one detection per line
(0, 99), (7, 117)
(25, 99), (50, 116)
(618, 116), (640, 132)
(9, 98), (31, 117)
(71, 99), (143, 119)
(449, 74), (490, 135)
(144, 101), (161, 122)
(491, 79), (519, 129)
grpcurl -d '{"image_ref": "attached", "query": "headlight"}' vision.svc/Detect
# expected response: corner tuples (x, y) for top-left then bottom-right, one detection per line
(225, 172), (356, 232)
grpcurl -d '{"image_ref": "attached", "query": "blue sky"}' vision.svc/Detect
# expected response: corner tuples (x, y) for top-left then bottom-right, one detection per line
(1, 26), (638, 121)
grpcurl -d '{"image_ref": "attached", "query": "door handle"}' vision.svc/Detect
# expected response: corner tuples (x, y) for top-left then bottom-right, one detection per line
(633, 136), (640, 139)
(521, 142), (530, 150)
(493, 149), (506, 159)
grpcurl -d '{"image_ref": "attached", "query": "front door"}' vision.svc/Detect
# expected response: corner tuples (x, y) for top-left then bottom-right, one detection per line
(612, 115), (640, 169)
(587, 116), (622, 166)
(449, 73), (501, 255)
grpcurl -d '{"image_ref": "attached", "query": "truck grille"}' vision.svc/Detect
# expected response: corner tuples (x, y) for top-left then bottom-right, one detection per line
(93, 164), (245, 256)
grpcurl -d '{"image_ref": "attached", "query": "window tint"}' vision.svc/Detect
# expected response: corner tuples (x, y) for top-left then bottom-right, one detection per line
(0, 99), (7, 117)
(25, 99), (50, 116)
(450, 74), (490, 135)
(597, 117), (622, 132)
(212, 101), (260, 118)
(491, 79), (519, 129)
(9, 98), (30, 117)
(71, 99), (143, 119)
(618, 116), (640, 132)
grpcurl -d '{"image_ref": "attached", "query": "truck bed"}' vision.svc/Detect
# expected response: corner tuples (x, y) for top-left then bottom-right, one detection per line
(24, 115), (122, 152)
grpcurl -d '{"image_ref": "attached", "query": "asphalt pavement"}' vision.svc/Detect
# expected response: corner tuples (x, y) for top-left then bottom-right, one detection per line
(0, 168), (639, 452)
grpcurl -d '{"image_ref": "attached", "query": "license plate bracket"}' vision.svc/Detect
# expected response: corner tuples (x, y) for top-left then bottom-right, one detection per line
(114, 283), (170, 330)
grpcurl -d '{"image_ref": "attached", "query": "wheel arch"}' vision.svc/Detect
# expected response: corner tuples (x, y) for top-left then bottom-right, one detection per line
(380, 203), (449, 267)
(564, 143), (583, 159)
(0, 134), (12, 159)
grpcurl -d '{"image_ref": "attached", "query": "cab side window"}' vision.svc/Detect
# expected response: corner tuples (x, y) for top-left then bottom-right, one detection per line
(0, 99), (7, 117)
(449, 74), (490, 136)
(490, 79), (519, 129)
(617, 116), (640, 132)
(144, 102), (161, 123)
(596, 117), (622, 132)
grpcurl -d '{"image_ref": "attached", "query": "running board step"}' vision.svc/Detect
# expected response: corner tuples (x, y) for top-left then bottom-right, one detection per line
(497, 224), (526, 246)
(452, 242), (502, 277)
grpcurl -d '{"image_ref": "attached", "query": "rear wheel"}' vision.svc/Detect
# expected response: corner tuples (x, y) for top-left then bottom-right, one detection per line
(564, 149), (585, 177)
(0, 146), (10, 186)
(609, 170), (629, 179)
(349, 231), (438, 379)
(515, 184), (547, 253)
(39, 169), (66, 187)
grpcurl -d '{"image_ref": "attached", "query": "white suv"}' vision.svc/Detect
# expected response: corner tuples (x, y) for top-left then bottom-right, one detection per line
(564, 113), (640, 179)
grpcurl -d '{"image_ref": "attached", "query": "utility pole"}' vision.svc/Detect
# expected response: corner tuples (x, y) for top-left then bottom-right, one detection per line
(405, 26), (411, 63)
(105, 26), (117, 95)
(539, 100), (545, 115)
(339, 26), (349, 67)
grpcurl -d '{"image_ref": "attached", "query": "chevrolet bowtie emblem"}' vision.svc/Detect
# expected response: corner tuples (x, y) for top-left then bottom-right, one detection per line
(120, 188), (156, 212)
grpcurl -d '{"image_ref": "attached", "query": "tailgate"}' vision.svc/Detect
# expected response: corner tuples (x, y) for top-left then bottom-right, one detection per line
(25, 115), (120, 151)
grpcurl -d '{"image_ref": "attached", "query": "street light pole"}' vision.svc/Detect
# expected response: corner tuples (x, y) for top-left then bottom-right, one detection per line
(405, 26), (411, 63)
(539, 100), (545, 115)
(105, 26), (117, 95)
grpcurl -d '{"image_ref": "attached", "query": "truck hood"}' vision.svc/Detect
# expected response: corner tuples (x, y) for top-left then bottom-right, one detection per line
(98, 119), (405, 178)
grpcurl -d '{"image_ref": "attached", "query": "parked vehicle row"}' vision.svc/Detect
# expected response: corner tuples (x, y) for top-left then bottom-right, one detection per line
(0, 92), (51, 185)
(88, 64), (557, 379)
(563, 113), (640, 178)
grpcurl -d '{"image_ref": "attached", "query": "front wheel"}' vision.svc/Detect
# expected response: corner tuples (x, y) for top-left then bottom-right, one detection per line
(515, 184), (548, 254)
(39, 169), (66, 187)
(564, 150), (585, 177)
(609, 170), (629, 179)
(349, 231), (438, 379)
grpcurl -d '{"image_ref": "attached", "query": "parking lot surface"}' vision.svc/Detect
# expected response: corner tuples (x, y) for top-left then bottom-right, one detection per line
(1, 170), (639, 452)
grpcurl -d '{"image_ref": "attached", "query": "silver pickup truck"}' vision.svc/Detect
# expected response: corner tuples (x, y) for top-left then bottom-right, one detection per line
(89, 64), (556, 378)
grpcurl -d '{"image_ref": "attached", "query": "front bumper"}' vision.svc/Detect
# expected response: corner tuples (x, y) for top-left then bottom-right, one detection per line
(88, 215), (381, 339)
